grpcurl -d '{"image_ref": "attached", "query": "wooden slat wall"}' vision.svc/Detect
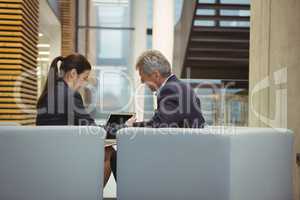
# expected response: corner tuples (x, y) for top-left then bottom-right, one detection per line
(59, 0), (76, 56)
(0, 0), (39, 125)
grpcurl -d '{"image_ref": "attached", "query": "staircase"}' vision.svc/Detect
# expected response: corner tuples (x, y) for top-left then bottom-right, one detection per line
(178, 0), (250, 87)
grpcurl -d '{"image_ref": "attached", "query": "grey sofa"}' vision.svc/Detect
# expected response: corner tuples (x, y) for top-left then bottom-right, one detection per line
(116, 127), (293, 200)
(0, 126), (106, 200)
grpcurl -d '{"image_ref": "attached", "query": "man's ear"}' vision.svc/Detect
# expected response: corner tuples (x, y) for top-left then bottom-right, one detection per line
(153, 70), (160, 79)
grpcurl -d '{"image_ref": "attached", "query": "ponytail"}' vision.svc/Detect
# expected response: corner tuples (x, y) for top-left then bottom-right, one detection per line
(37, 56), (64, 108)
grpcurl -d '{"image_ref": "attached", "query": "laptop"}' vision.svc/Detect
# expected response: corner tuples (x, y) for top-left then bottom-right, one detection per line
(105, 113), (134, 140)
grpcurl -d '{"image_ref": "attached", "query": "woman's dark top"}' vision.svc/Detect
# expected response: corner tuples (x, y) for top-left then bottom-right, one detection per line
(36, 79), (96, 126)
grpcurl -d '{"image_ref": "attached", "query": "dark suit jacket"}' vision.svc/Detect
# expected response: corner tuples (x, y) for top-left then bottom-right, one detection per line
(133, 75), (205, 128)
(36, 79), (96, 126)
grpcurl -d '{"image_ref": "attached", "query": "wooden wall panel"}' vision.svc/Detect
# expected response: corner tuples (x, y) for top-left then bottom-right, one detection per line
(59, 0), (76, 56)
(0, 0), (39, 125)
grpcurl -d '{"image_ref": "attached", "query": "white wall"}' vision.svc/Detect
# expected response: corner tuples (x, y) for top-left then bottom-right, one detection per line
(249, 0), (300, 199)
(39, 0), (62, 62)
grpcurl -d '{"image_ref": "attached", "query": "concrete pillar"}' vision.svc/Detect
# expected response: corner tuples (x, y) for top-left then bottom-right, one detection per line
(103, 1), (148, 198)
(249, 0), (300, 199)
(152, 0), (174, 65)
(132, 0), (148, 121)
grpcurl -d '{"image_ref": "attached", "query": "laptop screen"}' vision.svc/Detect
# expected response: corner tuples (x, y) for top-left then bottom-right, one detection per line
(105, 113), (134, 139)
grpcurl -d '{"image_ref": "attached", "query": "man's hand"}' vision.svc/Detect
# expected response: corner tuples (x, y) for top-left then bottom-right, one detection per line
(125, 115), (137, 127)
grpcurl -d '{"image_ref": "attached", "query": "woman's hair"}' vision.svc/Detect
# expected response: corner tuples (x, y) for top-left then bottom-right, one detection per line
(37, 54), (91, 108)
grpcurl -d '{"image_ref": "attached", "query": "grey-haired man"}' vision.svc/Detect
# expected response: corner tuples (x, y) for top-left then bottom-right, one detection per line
(127, 49), (205, 128)
(111, 50), (205, 180)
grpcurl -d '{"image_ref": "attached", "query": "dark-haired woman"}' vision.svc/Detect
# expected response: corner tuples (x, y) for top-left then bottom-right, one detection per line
(36, 54), (114, 187)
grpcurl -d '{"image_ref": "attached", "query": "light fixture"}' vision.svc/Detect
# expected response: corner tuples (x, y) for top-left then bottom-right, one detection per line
(37, 44), (50, 48)
(37, 58), (50, 62)
(38, 33), (44, 37)
(38, 51), (50, 55)
(92, 0), (129, 6)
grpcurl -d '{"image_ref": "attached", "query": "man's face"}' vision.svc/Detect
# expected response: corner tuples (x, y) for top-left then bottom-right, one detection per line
(138, 69), (160, 92)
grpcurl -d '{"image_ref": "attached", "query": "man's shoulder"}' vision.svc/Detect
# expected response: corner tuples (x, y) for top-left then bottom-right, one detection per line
(161, 76), (188, 93)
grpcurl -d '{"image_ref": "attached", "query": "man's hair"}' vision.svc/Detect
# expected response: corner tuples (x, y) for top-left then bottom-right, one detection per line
(136, 50), (171, 78)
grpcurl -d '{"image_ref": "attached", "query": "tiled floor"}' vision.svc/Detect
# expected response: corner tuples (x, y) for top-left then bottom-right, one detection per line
(103, 174), (116, 198)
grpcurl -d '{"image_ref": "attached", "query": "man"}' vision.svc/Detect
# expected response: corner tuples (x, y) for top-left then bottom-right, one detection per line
(110, 50), (205, 179)
(128, 49), (205, 128)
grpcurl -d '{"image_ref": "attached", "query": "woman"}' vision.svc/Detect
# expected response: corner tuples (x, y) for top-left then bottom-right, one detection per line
(36, 53), (114, 187)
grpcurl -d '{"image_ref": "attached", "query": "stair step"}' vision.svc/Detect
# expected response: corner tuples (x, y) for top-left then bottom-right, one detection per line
(184, 65), (249, 71)
(189, 47), (248, 52)
(190, 38), (249, 49)
(197, 3), (250, 10)
(185, 59), (249, 68)
(193, 27), (249, 33)
(191, 27), (249, 38)
(190, 40), (249, 49)
(187, 57), (249, 62)
(191, 32), (249, 40)
(181, 67), (248, 80)
(191, 37), (249, 43)
(187, 82), (249, 90)
(194, 15), (250, 21)
(188, 49), (249, 58)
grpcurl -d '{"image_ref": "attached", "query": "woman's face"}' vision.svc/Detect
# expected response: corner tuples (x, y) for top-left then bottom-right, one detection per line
(66, 69), (90, 91)
(73, 70), (90, 91)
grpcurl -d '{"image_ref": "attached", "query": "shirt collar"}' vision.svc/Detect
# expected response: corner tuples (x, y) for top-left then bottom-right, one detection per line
(155, 74), (175, 96)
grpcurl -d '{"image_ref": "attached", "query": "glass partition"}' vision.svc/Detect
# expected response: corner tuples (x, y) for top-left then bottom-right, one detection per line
(220, 0), (250, 4)
(77, 0), (135, 122)
(183, 79), (248, 126)
(195, 0), (250, 28)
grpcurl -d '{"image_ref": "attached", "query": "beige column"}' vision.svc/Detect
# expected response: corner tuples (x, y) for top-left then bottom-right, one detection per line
(87, 0), (97, 65)
(152, 0), (174, 65)
(132, 0), (148, 120)
(249, 0), (300, 199)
